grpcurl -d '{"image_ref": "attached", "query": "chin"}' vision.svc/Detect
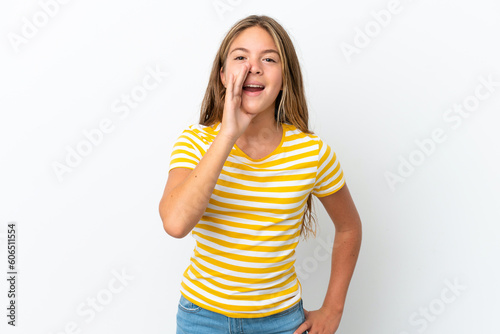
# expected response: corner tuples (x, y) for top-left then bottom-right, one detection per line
(240, 104), (262, 114)
(241, 108), (261, 115)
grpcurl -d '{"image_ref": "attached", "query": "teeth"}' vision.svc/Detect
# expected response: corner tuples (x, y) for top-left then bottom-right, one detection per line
(244, 84), (264, 88)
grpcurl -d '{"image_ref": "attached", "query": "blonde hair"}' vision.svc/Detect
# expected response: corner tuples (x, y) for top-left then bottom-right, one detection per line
(199, 15), (318, 241)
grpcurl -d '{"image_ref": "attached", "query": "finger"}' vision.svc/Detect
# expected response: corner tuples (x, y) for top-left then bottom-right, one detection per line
(233, 63), (249, 97)
(293, 323), (309, 334)
(227, 73), (234, 101)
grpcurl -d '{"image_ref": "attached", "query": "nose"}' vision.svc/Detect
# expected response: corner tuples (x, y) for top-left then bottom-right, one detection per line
(247, 58), (262, 74)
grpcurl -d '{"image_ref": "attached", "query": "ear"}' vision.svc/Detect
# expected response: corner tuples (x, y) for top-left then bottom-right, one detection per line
(220, 67), (226, 88)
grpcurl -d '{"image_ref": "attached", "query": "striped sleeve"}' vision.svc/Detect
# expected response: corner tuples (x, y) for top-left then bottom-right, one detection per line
(312, 138), (346, 197)
(168, 127), (202, 171)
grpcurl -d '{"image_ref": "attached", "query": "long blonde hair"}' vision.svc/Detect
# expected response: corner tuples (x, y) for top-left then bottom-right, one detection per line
(199, 15), (318, 241)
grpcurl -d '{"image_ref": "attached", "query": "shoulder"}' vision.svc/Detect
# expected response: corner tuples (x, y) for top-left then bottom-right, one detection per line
(284, 122), (323, 148)
(176, 122), (220, 145)
(284, 123), (339, 162)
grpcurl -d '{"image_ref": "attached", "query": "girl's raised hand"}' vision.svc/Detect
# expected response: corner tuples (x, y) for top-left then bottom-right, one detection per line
(219, 63), (256, 141)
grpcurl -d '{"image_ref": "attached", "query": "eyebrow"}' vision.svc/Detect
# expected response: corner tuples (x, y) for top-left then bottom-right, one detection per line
(229, 47), (280, 56)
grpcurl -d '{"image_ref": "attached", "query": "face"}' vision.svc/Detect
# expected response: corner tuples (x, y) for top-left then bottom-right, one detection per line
(220, 26), (283, 117)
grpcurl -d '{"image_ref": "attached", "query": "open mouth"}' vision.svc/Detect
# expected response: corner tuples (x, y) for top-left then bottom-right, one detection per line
(243, 84), (265, 92)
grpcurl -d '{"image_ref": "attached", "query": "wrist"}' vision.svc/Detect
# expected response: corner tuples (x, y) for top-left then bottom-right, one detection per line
(321, 302), (344, 316)
(217, 130), (238, 144)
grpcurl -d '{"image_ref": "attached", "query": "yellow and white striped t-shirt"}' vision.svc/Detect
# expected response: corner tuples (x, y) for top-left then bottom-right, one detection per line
(168, 120), (345, 318)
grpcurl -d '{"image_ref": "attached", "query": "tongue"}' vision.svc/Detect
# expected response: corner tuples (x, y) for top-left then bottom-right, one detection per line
(244, 87), (264, 92)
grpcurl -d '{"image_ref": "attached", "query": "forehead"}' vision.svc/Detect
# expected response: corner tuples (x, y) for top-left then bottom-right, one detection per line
(229, 26), (277, 51)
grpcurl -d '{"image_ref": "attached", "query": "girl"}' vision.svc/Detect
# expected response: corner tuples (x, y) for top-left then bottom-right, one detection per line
(159, 15), (362, 334)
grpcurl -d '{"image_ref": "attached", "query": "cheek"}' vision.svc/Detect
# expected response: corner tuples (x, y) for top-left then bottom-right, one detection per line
(222, 65), (236, 82)
(272, 74), (283, 91)
(272, 70), (283, 86)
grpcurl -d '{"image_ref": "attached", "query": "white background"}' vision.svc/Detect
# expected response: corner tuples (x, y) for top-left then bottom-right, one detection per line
(1, 0), (499, 333)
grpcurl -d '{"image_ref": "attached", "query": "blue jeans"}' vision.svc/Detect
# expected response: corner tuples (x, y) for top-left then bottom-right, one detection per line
(176, 294), (308, 334)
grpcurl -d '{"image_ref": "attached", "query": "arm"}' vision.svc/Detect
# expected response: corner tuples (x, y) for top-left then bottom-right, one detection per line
(159, 132), (236, 239)
(160, 63), (252, 239)
(294, 183), (362, 334)
(319, 183), (362, 314)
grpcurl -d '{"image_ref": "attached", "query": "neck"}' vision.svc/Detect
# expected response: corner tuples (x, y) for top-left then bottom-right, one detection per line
(240, 111), (281, 143)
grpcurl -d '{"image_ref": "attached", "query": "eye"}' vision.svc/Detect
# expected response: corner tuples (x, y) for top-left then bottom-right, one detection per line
(234, 56), (245, 60)
(264, 58), (276, 63)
